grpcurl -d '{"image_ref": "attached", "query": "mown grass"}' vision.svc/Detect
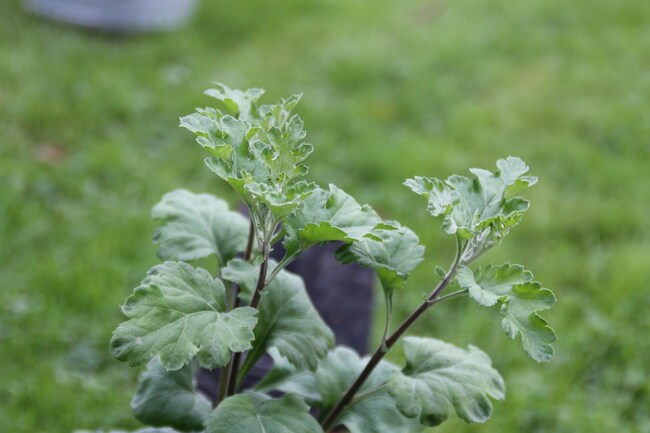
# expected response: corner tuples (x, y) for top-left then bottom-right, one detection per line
(1, 0), (649, 431)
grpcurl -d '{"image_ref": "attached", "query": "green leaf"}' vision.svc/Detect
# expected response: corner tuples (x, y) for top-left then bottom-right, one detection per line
(283, 185), (383, 256)
(455, 264), (557, 362)
(255, 348), (321, 403)
(151, 189), (249, 264)
(181, 85), (315, 227)
(388, 337), (505, 426)
(242, 178), (317, 222)
(316, 348), (422, 433)
(204, 82), (265, 120)
(405, 157), (537, 256)
(111, 262), (257, 370)
(335, 223), (425, 292)
(205, 392), (323, 433)
(260, 347), (421, 433)
(221, 259), (334, 371)
(131, 358), (211, 431)
(403, 176), (455, 217)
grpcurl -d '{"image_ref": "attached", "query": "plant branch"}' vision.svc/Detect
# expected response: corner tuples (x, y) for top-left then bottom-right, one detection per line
(380, 291), (392, 351)
(226, 241), (270, 396)
(233, 219), (256, 309)
(217, 219), (256, 405)
(320, 236), (465, 431)
(214, 364), (230, 408)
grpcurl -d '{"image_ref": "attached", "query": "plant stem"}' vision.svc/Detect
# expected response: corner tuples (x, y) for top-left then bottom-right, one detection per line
(226, 241), (270, 396)
(214, 363), (230, 408)
(216, 219), (256, 405)
(248, 243), (270, 309)
(380, 291), (392, 351)
(233, 219), (256, 309)
(320, 237), (464, 431)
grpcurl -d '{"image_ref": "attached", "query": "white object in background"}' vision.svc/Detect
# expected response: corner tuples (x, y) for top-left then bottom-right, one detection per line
(24, 0), (198, 32)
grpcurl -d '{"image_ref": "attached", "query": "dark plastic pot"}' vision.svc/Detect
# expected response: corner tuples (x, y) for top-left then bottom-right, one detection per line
(24, 0), (197, 32)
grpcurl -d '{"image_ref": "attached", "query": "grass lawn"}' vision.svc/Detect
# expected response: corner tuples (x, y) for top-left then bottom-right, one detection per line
(1, 0), (649, 431)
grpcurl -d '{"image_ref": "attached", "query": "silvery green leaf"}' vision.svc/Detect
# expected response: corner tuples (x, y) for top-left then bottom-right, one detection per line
(388, 337), (505, 426)
(316, 348), (421, 433)
(201, 115), (270, 184)
(256, 94), (302, 129)
(205, 392), (322, 433)
(405, 157), (537, 254)
(243, 179), (317, 221)
(111, 262), (257, 370)
(151, 189), (249, 265)
(260, 115), (312, 180)
(335, 222), (425, 292)
(283, 185), (383, 256)
(204, 82), (265, 120)
(255, 348), (321, 403)
(221, 259), (334, 371)
(455, 264), (557, 362)
(403, 176), (454, 217)
(182, 85), (315, 228)
(314, 347), (389, 407)
(260, 347), (421, 433)
(131, 358), (211, 431)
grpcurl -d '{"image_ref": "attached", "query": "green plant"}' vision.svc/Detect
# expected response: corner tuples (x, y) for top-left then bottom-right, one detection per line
(106, 83), (556, 433)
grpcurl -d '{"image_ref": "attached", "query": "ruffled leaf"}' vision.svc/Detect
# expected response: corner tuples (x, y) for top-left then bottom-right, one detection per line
(221, 259), (334, 371)
(111, 262), (257, 370)
(283, 185), (383, 257)
(151, 189), (249, 264)
(388, 337), (505, 426)
(131, 358), (211, 431)
(335, 222), (424, 292)
(259, 347), (421, 433)
(456, 264), (557, 362)
(206, 392), (323, 433)
(405, 157), (537, 257)
(181, 84), (315, 225)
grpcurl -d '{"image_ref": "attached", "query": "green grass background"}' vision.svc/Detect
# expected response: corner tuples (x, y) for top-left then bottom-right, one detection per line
(1, 0), (649, 431)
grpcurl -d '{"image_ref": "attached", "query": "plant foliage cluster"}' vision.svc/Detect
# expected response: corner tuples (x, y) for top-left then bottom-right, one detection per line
(104, 84), (556, 433)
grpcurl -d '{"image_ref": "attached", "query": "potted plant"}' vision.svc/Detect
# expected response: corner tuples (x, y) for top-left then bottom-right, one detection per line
(87, 83), (556, 433)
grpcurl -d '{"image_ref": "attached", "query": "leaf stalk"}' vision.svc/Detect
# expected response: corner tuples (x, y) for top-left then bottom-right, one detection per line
(320, 236), (465, 431)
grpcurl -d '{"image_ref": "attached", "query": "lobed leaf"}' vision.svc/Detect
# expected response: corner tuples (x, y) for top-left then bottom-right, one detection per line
(316, 348), (421, 433)
(455, 264), (557, 362)
(260, 347), (421, 433)
(405, 157), (537, 255)
(206, 392), (323, 433)
(110, 262), (257, 370)
(387, 337), (505, 426)
(403, 176), (454, 217)
(151, 189), (249, 264)
(203, 82), (265, 120)
(335, 222), (425, 292)
(282, 185), (383, 257)
(181, 84), (316, 224)
(221, 259), (334, 371)
(131, 358), (211, 431)
(256, 348), (321, 403)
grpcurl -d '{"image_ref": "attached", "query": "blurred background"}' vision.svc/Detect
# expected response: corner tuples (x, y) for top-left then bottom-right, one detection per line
(1, 0), (649, 431)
